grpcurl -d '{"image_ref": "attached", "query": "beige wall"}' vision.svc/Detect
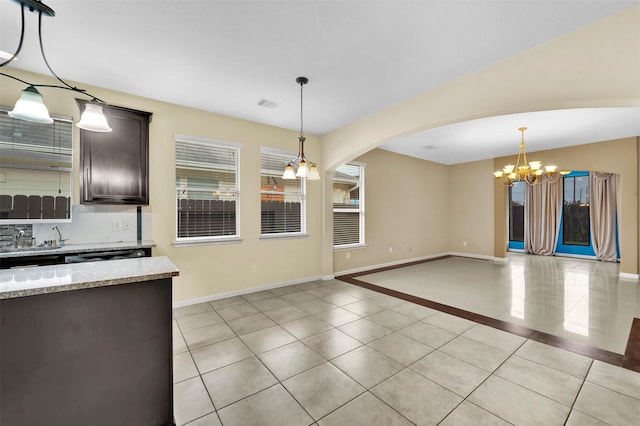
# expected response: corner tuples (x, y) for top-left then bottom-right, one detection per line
(333, 149), (449, 274)
(493, 137), (639, 274)
(447, 159), (495, 256)
(1, 70), (323, 302)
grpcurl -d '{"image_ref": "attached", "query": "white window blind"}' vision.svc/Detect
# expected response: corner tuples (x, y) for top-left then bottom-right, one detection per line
(0, 108), (73, 219)
(260, 149), (306, 235)
(176, 136), (240, 240)
(333, 163), (365, 247)
(0, 108), (73, 157)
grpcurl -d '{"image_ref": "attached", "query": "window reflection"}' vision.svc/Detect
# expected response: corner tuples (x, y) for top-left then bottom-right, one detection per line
(563, 270), (589, 336)
(510, 264), (525, 319)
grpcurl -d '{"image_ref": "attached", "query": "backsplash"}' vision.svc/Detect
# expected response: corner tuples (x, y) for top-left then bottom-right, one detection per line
(3, 204), (152, 247)
(0, 224), (34, 250)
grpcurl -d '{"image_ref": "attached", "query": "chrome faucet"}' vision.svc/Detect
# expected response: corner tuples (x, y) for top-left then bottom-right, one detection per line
(52, 225), (68, 247)
(14, 228), (25, 248)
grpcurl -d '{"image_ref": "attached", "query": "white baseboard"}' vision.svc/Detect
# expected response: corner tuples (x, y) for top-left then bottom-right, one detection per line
(448, 252), (508, 263)
(619, 272), (639, 281)
(335, 252), (508, 276)
(172, 275), (322, 308)
(174, 252), (511, 308)
(335, 253), (450, 276)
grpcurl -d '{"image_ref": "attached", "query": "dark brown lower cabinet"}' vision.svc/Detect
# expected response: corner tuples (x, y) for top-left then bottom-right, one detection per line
(0, 278), (174, 426)
(78, 101), (152, 205)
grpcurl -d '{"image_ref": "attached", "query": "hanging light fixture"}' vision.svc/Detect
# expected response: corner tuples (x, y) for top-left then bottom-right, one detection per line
(282, 76), (320, 180)
(494, 127), (570, 187)
(0, 0), (112, 132)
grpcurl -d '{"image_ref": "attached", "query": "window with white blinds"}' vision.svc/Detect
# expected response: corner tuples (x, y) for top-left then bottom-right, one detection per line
(260, 148), (306, 236)
(175, 135), (240, 241)
(0, 108), (73, 220)
(333, 163), (365, 247)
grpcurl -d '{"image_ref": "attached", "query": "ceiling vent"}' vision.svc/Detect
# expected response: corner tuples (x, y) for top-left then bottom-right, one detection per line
(257, 99), (279, 109)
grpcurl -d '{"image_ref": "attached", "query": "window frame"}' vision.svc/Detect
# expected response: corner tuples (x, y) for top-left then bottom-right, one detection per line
(508, 183), (526, 250)
(173, 134), (242, 247)
(333, 162), (365, 250)
(556, 171), (595, 256)
(259, 147), (307, 239)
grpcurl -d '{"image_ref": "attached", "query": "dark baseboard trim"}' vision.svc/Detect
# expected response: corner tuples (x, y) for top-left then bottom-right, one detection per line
(337, 256), (638, 372)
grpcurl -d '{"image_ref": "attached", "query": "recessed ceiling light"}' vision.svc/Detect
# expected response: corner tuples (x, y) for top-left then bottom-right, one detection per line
(257, 99), (279, 109)
(421, 145), (437, 150)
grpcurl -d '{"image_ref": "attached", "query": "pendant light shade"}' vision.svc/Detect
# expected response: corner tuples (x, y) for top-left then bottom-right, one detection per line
(77, 103), (112, 132)
(296, 159), (309, 178)
(282, 163), (296, 179)
(8, 86), (53, 124)
(307, 163), (321, 181)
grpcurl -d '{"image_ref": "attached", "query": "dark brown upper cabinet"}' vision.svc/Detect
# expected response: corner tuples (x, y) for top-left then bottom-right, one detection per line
(77, 101), (152, 205)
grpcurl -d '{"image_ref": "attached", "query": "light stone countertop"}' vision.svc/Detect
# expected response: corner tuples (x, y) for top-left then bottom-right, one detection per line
(0, 240), (156, 259)
(0, 256), (179, 300)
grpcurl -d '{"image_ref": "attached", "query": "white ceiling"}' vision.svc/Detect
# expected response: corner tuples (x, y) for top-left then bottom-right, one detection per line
(379, 107), (640, 164)
(1, 1), (638, 164)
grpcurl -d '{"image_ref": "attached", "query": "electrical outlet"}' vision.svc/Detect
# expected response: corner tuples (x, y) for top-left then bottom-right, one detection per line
(251, 264), (257, 273)
(346, 252), (351, 259)
(112, 220), (123, 231)
(463, 241), (468, 247)
(389, 247), (393, 253)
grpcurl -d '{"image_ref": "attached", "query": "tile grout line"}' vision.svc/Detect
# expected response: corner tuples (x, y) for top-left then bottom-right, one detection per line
(439, 336), (529, 424)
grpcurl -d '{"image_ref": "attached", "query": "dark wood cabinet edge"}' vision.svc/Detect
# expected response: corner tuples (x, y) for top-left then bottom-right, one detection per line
(75, 99), (153, 121)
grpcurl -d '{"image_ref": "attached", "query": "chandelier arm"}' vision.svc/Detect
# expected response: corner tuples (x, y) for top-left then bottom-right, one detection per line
(35, 11), (106, 104)
(0, 6), (26, 67)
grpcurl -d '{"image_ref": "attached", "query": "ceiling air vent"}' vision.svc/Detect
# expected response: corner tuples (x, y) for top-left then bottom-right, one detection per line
(257, 99), (279, 109)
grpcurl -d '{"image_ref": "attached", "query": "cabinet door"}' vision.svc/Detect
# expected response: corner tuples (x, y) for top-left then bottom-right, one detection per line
(79, 102), (152, 204)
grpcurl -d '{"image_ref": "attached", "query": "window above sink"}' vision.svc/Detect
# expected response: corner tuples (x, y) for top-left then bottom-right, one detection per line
(0, 107), (73, 223)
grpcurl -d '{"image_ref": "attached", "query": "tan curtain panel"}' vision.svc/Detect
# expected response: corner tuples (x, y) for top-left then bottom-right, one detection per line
(524, 179), (562, 256)
(589, 172), (619, 262)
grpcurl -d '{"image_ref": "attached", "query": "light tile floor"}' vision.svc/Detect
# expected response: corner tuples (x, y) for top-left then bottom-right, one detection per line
(173, 278), (640, 425)
(358, 254), (640, 354)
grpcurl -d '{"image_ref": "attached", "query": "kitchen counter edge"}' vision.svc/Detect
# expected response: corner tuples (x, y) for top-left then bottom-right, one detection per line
(0, 256), (179, 299)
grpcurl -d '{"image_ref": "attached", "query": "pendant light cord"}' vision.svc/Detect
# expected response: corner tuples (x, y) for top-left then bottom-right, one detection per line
(299, 80), (304, 137)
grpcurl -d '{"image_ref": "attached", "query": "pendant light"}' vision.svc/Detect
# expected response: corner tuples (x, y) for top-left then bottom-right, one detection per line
(0, 0), (111, 132)
(76, 102), (112, 132)
(8, 85), (53, 124)
(282, 76), (320, 180)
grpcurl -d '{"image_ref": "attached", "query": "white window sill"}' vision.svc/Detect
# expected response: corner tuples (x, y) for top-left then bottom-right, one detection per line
(173, 237), (243, 247)
(334, 243), (366, 251)
(260, 233), (309, 240)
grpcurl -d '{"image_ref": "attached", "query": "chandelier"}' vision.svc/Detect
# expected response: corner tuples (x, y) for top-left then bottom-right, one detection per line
(282, 76), (320, 180)
(493, 127), (569, 187)
(0, 0), (112, 132)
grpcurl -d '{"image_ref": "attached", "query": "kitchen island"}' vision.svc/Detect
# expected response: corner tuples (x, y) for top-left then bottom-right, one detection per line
(0, 256), (179, 426)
